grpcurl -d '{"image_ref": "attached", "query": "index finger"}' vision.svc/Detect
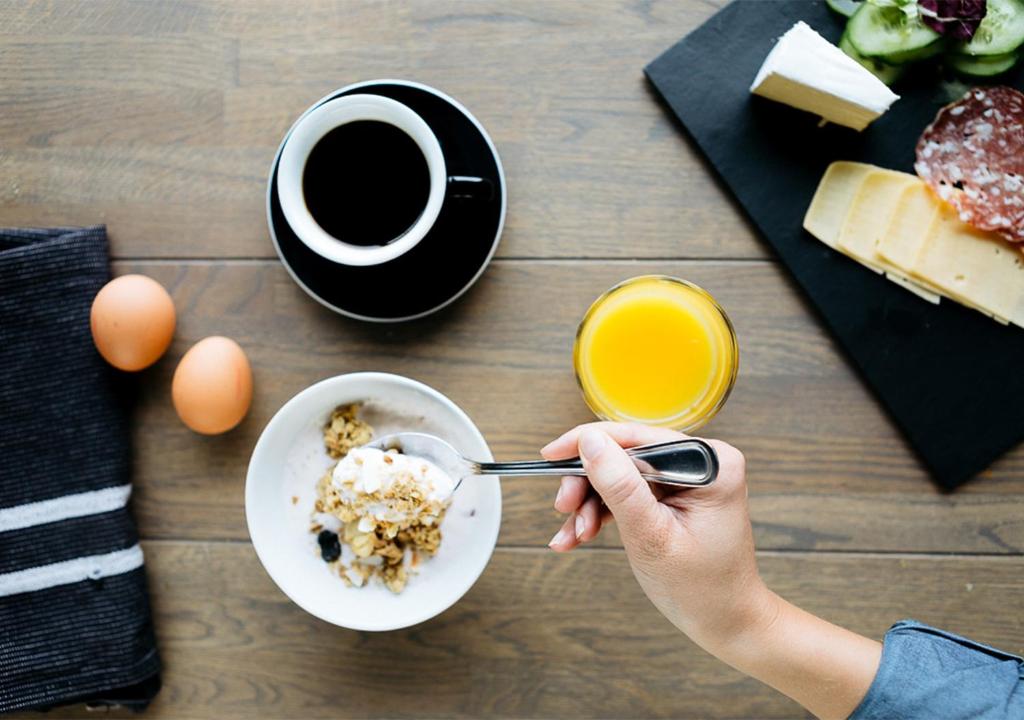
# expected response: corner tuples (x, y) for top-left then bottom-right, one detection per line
(540, 421), (688, 460)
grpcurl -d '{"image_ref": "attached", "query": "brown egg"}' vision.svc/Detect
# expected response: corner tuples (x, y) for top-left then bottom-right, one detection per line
(90, 274), (176, 371)
(172, 336), (253, 435)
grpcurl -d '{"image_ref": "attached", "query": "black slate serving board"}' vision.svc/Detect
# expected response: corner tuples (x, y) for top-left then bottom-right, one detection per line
(645, 0), (1024, 489)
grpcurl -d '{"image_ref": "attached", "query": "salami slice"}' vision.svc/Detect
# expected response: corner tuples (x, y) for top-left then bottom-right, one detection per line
(914, 86), (1024, 243)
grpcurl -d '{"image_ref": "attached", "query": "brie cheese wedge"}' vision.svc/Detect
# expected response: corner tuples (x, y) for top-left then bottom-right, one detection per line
(750, 21), (899, 131)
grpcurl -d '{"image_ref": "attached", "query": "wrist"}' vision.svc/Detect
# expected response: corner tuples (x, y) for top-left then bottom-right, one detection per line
(685, 578), (784, 660)
(692, 587), (882, 720)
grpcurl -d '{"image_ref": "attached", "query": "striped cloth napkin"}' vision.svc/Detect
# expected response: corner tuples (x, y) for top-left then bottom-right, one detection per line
(0, 226), (161, 712)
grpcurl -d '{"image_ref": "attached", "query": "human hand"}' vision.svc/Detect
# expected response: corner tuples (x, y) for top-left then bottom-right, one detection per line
(542, 422), (775, 652)
(542, 422), (882, 719)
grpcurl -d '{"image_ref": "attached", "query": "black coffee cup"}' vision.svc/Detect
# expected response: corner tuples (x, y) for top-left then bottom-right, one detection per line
(277, 93), (490, 267)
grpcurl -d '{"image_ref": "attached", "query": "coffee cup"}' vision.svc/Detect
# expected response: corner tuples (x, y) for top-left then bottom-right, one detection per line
(277, 94), (490, 267)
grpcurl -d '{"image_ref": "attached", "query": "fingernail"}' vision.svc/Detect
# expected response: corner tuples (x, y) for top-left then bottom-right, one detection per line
(548, 527), (571, 548)
(554, 483), (565, 508)
(578, 428), (606, 460)
(540, 440), (556, 455)
(574, 514), (585, 540)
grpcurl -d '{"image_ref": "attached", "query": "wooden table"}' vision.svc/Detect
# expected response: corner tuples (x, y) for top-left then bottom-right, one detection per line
(3, 2), (1023, 718)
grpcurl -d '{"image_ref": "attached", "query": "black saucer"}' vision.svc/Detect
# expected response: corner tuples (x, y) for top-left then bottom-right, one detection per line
(267, 81), (506, 322)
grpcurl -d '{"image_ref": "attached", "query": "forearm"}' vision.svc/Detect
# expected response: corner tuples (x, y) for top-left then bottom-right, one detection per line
(696, 588), (882, 720)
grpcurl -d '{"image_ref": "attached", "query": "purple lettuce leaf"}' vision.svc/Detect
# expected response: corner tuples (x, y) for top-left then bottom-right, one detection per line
(918, 0), (987, 40)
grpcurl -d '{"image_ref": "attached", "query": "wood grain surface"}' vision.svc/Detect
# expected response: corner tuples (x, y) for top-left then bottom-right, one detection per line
(118, 259), (1024, 555)
(2, 1), (1022, 719)
(0, 0), (761, 260)
(39, 543), (1024, 719)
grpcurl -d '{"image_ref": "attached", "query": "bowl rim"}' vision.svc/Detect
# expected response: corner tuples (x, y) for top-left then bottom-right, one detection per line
(245, 371), (501, 631)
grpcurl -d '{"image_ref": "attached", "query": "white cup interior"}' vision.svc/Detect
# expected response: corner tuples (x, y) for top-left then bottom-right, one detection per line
(277, 95), (446, 267)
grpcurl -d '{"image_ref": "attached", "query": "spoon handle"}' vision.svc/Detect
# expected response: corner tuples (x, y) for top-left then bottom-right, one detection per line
(474, 439), (718, 488)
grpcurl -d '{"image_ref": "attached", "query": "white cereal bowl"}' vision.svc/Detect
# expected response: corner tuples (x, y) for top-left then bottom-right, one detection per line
(245, 372), (501, 632)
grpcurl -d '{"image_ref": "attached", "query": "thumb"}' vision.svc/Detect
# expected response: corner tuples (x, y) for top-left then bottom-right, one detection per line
(578, 428), (659, 532)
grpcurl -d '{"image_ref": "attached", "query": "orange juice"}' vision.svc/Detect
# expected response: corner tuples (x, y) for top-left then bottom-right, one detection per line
(574, 276), (738, 430)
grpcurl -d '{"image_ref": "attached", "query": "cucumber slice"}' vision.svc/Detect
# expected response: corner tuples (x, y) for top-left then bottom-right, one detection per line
(840, 31), (906, 84)
(826, 0), (863, 19)
(847, 2), (944, 63)
(954, 0), (1024, 56)
(948, 50), (1020, 76)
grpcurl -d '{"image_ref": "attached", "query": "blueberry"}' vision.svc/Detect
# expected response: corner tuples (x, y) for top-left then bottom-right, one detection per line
(317, 530), (341, 562)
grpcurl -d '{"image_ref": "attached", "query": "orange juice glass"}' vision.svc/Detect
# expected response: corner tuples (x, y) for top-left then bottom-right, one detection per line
(573, 276), (738, 431)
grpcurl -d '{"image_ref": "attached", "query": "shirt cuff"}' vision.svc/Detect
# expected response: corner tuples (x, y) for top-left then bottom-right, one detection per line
(849, 620), (1023, 720)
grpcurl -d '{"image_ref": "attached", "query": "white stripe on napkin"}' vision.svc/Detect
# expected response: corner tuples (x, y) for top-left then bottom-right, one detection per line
(0, 545), (144, 598)
(0, 484), (131, 533)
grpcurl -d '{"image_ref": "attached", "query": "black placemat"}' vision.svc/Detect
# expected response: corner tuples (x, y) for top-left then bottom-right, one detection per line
(0, 226), (161, 712)
(645, 0), (1024, 489)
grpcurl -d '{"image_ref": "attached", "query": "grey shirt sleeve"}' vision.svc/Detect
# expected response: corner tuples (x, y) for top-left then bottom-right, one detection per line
(849, 620), (1024, 720)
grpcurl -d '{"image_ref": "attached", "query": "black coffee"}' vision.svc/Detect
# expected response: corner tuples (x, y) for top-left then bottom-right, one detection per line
(302, 120), (431, 247)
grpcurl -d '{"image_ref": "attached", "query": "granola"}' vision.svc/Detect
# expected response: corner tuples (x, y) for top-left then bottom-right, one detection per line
(322, 403), (373, 459)
(311, 404), (454, 593)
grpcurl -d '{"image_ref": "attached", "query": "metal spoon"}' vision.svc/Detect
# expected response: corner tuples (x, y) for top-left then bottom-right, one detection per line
(366, 432), (718, 489)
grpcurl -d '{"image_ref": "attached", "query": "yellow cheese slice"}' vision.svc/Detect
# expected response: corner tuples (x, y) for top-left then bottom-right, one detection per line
(875, 183), (1018, 319)
(806, 163), (941, 302)
(875, 182), (946, 302)
(837, 169), (918, 273)
(912, 205), (1024, 324)
(803, 161), (875, 248)
(877, 183), (941, 271)
(805, 160), (1022, 325)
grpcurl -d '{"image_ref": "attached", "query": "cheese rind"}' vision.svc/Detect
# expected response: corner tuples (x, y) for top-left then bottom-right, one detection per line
(886, 273), (941, 304)
(751, 21), (900, 131)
